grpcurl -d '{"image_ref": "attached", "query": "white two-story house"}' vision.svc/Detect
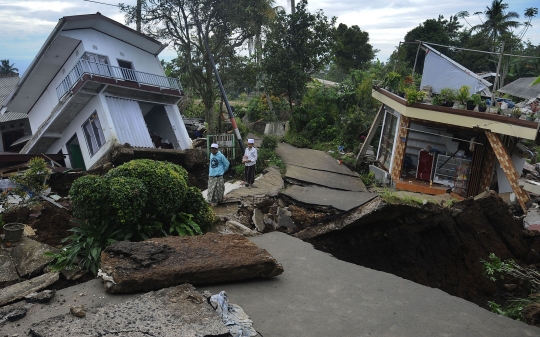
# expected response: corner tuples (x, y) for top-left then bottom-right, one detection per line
(0, 13), (192, 170)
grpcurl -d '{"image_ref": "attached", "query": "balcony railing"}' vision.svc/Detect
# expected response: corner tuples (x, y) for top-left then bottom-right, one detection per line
(56, 59), (183, 100)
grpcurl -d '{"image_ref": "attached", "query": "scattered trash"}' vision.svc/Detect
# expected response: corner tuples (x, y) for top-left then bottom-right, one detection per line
(210, 291), (257, 337)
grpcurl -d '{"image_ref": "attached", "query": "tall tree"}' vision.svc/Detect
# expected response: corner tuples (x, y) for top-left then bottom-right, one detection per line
(261, 0), (335, 112)
(402, 15), (462, 73)
(472, 0), (520, 45)
(0, 60), (18, 75)
(121, 0), (269, 131)
(332, 23), (378, 72)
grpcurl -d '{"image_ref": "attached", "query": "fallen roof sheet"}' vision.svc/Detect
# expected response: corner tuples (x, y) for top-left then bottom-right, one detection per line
(498, 77), (540, 100)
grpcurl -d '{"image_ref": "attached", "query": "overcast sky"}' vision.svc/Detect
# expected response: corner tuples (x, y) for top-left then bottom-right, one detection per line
(1, 0), (539, 76)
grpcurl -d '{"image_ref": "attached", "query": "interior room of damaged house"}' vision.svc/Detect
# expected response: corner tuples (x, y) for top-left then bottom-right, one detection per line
(370, 42), (540, 212)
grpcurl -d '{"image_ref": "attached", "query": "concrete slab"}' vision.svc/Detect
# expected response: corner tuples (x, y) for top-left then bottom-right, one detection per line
(202, 232), (540, 337)
(224, 167), (284, 201)
(281, 185), (378, 211)
(285, 165), (367, 192)
(275, 143), (358, 177)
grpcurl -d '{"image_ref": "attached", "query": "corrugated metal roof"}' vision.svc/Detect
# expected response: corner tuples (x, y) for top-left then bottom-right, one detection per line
(498, 77), (540, 100)
(0, 76), (19, 106)
(0, 111), (27, 123)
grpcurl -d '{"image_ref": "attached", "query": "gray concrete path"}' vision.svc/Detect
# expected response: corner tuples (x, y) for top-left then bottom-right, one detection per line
(281, 185), (377, 211)
(285, 164), (367, 191)
(276, 143), (359, 177)
(203, 232), (540, 337)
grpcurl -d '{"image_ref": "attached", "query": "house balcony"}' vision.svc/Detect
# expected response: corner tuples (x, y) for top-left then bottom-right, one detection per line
(372, 88), (539, 141)
(56, 59), (183, 102)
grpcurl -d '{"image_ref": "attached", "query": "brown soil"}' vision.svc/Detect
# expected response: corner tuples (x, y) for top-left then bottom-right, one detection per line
(29, 203), (74, 247)
(303, 192), (539, 309)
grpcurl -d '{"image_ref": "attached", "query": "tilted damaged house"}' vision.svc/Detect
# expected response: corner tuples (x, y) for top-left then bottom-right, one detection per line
(0, 75), (31, 153)
(368, 44), (538, 211)
(0, 13), (192, 170)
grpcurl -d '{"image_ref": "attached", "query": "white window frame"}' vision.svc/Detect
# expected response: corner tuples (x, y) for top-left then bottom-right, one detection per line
(82, 111), (106, 157)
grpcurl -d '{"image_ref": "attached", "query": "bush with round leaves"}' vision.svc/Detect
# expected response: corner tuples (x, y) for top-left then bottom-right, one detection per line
(105, 159), (188, 225)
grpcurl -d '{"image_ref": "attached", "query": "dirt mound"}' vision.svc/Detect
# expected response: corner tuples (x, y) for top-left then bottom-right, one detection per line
(29, 204), (74, 247)
(303, 192), (536, 307)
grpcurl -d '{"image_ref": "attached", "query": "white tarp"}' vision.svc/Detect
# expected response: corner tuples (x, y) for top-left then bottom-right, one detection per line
(420, 48), (491, 95)
(106, 96), (154, 148)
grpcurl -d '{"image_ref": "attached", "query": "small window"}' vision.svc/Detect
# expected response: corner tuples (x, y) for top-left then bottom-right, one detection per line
(82, 111), (106, 157)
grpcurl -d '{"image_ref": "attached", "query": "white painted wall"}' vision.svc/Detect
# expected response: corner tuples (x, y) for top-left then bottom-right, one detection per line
(47, 95), (114, 169)
(497, 154), (526, 193)
(28, 28), (163, 134)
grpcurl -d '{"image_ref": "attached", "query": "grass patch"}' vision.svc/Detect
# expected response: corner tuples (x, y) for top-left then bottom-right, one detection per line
(377, 188), (426, 206)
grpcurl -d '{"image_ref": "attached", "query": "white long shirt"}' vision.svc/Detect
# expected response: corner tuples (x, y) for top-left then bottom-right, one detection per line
(244, 146), (258, 167)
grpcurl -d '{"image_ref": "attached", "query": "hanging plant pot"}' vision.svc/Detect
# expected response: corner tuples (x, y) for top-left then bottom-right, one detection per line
(3, 223), (25, 242)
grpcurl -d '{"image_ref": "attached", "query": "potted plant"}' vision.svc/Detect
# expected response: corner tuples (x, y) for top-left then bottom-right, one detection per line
(438, 88), (456, 107)
(526, 111), (536, 121)
(456, 85), (470, 109)
(468, 93), (481, 111)
(511, 107), (522, 119)
(478, 100), (487, 112)
(404, 88), (426, 106)
(383, 72), (401, 93)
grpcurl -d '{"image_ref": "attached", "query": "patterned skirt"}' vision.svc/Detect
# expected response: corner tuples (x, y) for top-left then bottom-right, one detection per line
(207, 176), (225, 203)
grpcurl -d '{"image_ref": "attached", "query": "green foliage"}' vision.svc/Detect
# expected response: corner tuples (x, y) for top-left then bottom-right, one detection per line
(236, 118), (248, 140)
(333, 23), (378, 72)
(105, 159), (188, 226)
(10, 157), (50, 197)
(405, 87), (426, 105)
(262, 0), (336, 109)
(247, 94), (288, 121)
(0, 59), (18, 75)
(378, 188), (425, 206)
(383, 72), (401, 92)
(170, 212), (203, 236)
(456, 85), (471, 105)
(45, 219), (121, 275)
(261, 135), (279, 150)
(181, 187), (215, 232)
(488, 300), (531, 321)
(439, 88), (457, 104)
(256, 148), (286, 174)
(360, 172), (376, 187)
(471, 93), (482, 106)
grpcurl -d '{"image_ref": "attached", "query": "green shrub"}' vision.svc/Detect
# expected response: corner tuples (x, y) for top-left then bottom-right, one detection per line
(105, 159), (188, 225)
(261, 135), (278, 150)
(10, 157), (50, 197)
(181, 186), (215, 232)
(46, 218), (121, 275)
(70, 175), (109, 222)
(256, 148), (286, 174)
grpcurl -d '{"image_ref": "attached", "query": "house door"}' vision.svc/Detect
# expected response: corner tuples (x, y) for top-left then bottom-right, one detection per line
(2, 129), (25, 152)
(117, 60), (137, 82)
(67, 135), (86, 170)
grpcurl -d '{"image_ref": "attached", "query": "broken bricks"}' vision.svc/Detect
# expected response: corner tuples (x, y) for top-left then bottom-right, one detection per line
(99, 233), (283, 293)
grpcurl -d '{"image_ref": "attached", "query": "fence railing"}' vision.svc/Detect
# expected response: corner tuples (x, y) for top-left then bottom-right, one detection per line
(207, 134), (237, 163)
(56, 59), (183, 100)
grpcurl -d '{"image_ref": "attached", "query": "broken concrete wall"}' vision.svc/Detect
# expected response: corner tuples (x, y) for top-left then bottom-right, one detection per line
(100, 233), (283, 293)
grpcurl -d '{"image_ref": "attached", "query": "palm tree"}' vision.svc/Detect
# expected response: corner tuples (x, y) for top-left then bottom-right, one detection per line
(0, 59), (18, 75)
(473, 0), (520, 44)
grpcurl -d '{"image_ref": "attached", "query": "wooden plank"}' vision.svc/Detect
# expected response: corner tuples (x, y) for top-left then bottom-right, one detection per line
(485, 131), (530, 212)
(356, 105), (384, 163)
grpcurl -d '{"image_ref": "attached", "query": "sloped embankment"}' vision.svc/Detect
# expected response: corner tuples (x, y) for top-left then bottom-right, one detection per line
(299, 192), (535, 307)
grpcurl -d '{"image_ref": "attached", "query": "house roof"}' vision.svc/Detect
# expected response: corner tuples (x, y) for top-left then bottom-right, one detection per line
(1, 13), (167, 114)
(498, 77), (540, 100)
(0, 76), (19, 106)
(0, 76), (28, 123)
(420, 43), (492, 96)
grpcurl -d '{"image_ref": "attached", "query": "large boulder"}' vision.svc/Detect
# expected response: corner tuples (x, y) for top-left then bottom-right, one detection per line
(100, 233), (283, 293)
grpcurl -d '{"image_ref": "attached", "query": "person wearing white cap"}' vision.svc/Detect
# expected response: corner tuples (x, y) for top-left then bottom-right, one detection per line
(207, 143), (230, 206)
(242, 138), (258, 188)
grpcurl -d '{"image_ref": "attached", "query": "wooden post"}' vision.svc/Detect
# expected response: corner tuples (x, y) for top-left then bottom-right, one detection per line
(356, 105), (384, 163)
